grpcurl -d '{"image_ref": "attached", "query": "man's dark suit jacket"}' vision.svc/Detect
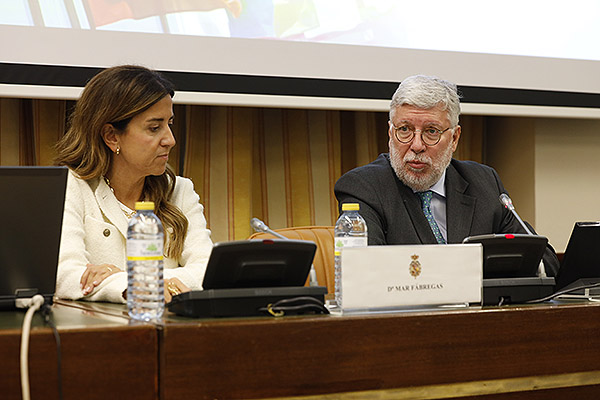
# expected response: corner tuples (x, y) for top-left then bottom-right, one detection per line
(334, 153), (559, 276)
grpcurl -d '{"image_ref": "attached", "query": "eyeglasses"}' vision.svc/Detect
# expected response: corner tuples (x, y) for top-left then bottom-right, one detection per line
(389, 122), (452, 146)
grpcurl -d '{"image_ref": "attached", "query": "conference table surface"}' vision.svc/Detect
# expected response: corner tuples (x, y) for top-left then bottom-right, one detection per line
(13, 298), (591, 400)
(0, 301), (158, 400)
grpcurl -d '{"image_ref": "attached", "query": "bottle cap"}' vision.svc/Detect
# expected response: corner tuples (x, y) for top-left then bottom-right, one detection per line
(341, 203), (359, 211)
(135, 201), (155, 211)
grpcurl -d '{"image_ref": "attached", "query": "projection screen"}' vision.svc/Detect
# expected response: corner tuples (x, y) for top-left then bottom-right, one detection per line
(1, 0), (599, 117)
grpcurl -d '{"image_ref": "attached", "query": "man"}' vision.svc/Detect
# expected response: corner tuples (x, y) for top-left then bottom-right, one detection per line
(334, 75), (559, 276)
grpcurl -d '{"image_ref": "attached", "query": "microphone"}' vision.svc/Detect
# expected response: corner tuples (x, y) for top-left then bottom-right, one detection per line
(499, 193), (533, 235)
(499, 193), (546, 277)
(250, 217), (288, 240)
(250, 217), (319, 287)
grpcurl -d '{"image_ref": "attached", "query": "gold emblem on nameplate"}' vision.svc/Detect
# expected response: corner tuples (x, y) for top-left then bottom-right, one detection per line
(409, 254), (421, 278)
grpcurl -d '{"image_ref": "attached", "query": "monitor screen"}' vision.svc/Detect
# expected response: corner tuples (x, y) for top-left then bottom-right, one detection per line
(463, 233), (547, 279)
(0, 166), (68, 309)
(554, 222), (600, 291)
(202, 239), (316, 289)
(2, 0), (599, 114)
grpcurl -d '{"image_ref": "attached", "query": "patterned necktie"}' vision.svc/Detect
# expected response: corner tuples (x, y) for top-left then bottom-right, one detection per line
(417, 191), (446, 244)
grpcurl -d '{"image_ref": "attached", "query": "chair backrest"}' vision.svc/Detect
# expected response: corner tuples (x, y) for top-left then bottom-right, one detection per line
(249, 226), (335, 294)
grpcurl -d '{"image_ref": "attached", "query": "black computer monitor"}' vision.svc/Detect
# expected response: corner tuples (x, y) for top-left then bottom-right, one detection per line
(0, 166), (68, 310)
(554, 222), (600, 291)
(202, 239), (316, 289)
(463, 233), (547, 279)
(168, 239), (323, 318)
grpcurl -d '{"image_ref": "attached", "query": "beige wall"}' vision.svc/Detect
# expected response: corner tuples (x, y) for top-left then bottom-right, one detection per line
(535, 118), (600, 252)
(484, 117), (536, 226)
(484, 115), (600, 253)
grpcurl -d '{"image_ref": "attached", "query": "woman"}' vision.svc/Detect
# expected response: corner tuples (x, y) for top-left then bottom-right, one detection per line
(54, 65), (213, 303)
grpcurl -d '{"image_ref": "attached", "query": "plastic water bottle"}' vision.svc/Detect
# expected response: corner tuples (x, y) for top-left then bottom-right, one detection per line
(334, 203), (368, 309)
(127, 201), (164, 321)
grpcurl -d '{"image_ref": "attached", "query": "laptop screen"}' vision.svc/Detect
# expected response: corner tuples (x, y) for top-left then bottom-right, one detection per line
(554, 221), (600, 291)
(0, 166), (68, 310)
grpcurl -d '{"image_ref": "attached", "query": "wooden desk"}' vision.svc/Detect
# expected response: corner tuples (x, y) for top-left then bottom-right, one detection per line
(20, 300), (600, 399)
(0, 302), (158, 400)
(159, 302), (600, 399)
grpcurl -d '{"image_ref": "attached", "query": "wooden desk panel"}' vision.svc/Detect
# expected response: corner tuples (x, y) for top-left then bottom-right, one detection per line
(160, 302), (600, 399)
(0, 303), (158, 400)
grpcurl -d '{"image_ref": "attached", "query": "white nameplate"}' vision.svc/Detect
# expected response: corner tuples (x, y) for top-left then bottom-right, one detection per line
(340, 244), (482, 311)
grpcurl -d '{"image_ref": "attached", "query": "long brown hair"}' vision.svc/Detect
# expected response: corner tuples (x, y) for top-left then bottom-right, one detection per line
(55, 65), (188, 259)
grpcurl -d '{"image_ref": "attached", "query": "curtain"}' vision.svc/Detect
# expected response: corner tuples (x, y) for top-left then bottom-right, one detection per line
(0, 98), (482, 243)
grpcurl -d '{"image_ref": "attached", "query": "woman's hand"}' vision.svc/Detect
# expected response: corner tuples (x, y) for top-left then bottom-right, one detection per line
(164, 277), (190, 303)
(81, 263), (119, 296)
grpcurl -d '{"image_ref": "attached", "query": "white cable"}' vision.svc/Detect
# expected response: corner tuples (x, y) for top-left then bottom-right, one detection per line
(20, 294), (45, 400)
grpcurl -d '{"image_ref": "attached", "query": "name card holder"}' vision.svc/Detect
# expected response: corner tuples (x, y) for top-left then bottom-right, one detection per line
(340, 244), (482, 312)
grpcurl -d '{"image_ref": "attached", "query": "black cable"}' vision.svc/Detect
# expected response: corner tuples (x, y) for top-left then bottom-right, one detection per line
(41, 304), (63, 400)
(526, 281), (600, 304)
(259, 296), (329, 317)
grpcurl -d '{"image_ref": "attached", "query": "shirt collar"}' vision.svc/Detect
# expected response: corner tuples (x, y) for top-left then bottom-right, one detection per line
(409, 170), (447, 197)
(430, 170), (446, 198)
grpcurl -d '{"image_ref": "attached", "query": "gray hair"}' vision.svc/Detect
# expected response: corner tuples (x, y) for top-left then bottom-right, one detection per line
(389, 75), (461, 126)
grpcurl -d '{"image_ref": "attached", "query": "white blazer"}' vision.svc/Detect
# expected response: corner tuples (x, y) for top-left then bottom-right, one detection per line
(56, 170), (213, 303)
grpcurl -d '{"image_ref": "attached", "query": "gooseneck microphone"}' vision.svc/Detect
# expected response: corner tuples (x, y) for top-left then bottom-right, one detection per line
(250, 217), (288, 240)
(250, 217), (319, 287)
(499, 193), (534, 235)
(499, 193), (547, 277)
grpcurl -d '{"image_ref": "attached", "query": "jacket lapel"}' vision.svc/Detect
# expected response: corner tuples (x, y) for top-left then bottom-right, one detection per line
(95, 178), (129, 239)
(398, 181), (438, 244)
(445, 163), (476, 243)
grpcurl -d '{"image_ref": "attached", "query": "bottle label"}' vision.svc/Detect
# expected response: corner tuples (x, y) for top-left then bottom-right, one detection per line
(127, 239), (164, 261)
(335, 237), (368, 252)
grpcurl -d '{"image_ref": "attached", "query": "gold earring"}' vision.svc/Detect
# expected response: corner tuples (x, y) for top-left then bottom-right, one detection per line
(115, 147), (120, 155)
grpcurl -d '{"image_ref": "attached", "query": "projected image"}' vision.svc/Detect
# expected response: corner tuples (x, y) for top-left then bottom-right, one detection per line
(2, 0), (600, 62)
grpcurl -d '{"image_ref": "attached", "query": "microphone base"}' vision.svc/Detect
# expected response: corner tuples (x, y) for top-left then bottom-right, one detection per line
(483, 277), (555, 305)
(168, 286), (328, 318)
